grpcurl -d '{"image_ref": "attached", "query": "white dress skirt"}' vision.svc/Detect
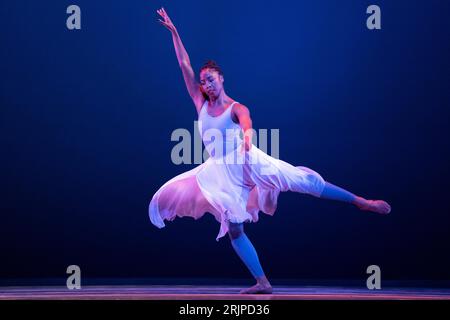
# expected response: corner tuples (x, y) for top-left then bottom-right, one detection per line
(149, 101), (326, 241)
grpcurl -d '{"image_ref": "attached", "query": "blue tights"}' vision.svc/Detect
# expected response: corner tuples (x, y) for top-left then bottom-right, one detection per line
(319, 181), (356, 203)
(229, 223), (265, 278)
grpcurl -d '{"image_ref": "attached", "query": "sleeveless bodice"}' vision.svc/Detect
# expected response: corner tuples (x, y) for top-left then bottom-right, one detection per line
(198, 100), (243, 158)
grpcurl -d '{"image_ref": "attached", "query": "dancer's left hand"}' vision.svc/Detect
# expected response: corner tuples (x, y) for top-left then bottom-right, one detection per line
(240, 138), (252, 153)
(157, 7), (177, 33)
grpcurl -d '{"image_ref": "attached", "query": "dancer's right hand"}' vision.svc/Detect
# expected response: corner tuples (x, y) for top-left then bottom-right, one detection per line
(157, 7), (177, 33)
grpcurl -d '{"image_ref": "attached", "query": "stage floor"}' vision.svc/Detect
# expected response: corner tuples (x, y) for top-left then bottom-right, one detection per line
(1, 285), (450, 300)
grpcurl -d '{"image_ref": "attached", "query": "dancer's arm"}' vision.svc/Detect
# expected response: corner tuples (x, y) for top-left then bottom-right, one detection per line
(157, 7), (204, 114)
(234, 104), (253, 152)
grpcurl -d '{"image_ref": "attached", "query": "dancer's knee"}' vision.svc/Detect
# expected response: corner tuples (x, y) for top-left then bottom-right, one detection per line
(296, 166), (326, 197)
(228, 222), (244, 240)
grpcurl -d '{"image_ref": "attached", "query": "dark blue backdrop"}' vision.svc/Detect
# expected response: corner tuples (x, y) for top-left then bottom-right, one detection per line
(1, 0), (449, 284)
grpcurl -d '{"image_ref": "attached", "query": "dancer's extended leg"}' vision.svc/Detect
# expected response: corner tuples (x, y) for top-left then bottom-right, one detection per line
(228, 222), (273, 294)
(320, 181), (356, 203)
(320, 181), (391, 214)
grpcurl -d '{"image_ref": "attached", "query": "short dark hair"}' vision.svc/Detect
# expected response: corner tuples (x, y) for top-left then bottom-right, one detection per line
(199, 60), (223, 76)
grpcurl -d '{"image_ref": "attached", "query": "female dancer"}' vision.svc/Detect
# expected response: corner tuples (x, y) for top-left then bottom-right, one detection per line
(150, 7), (391, 294)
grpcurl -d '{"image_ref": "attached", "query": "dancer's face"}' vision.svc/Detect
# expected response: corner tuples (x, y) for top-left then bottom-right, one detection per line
(200, 68), (224, 99)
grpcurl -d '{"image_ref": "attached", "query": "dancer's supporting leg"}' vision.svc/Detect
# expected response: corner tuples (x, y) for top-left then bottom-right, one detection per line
(228, 222), (273, 294)
(320, 181), (391, 214)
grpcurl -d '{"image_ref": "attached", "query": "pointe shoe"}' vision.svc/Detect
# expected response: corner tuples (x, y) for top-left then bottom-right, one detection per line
(239, 283), (273, 294)
(356, 199), (391, 215)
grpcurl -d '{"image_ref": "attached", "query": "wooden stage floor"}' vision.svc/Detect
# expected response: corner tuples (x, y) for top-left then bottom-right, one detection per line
(1, 285), (450, 300)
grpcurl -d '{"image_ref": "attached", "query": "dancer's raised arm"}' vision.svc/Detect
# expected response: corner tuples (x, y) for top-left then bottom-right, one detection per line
(157, 7), (204, 114)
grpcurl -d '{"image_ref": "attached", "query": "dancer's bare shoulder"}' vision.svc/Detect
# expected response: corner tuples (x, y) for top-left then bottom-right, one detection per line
(231, 102), (251, 124)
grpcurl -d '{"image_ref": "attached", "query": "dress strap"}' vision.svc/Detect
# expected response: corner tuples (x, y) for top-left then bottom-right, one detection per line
(201, 99), (208, 110)
(198, 100), (208, 117)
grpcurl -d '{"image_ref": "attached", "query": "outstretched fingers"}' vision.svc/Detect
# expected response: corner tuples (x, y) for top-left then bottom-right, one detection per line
(157, 8), (166, 19)
(157, 7), (172, 23)
(157, 7), (169, 18)
(158, 19), (170, 29)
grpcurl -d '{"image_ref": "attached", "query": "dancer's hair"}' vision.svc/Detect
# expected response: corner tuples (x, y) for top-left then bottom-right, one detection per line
(199, 60), (223, 77)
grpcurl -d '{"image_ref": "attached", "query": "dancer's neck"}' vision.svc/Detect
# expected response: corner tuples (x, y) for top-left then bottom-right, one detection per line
(208, 91), (232, 109)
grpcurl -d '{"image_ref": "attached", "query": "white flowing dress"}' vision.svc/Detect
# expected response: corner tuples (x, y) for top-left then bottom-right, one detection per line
(149, 101), (326, 241)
